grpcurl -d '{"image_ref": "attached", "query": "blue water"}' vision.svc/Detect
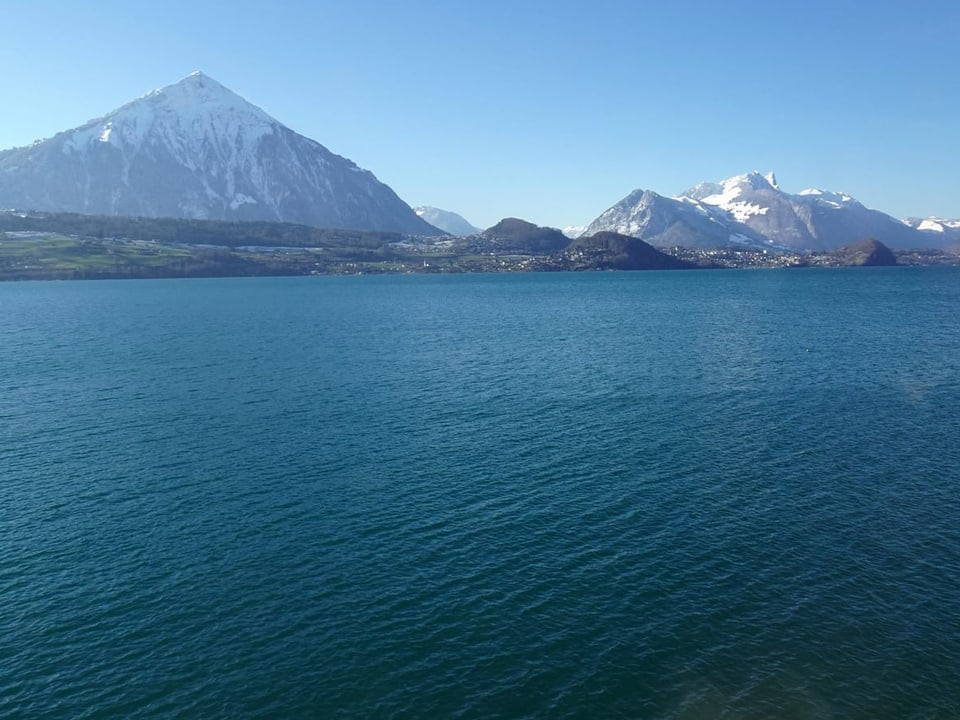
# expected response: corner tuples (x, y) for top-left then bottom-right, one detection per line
(2, 269), (959, 719)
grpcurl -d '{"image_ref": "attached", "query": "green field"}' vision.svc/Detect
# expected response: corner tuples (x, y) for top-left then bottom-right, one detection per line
(0, 235), (215, 279)
(0, 233), (493, 280)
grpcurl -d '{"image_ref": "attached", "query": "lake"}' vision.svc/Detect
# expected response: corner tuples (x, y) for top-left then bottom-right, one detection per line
(2, 268), (958, 718)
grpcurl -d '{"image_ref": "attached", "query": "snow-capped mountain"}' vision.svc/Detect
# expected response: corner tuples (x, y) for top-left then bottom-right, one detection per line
(902, 217), (960, 245)
(582, 187), (769, 249)
(903, 217), (960, 233)
(0, 72), (437, 235)
(679, 172), (927, 250)
(414, 206), (479, 236)
(678, 172), (813, 247)
(586, 172), (953, 251)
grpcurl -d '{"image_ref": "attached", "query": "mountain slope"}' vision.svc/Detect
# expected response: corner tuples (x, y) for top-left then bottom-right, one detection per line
(0, 72), (437, 235)
(680, 172), (818, 248)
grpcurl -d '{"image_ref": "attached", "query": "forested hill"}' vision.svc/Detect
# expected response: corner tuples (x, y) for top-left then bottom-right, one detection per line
(0, 210), (416, 250)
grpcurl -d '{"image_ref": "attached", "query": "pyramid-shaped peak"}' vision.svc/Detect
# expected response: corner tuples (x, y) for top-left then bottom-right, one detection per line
(66, 71), (281, 166)
(174, 71), (229, 91)
(146, 71), (249, 103)
(122, 71), (275, 128)
(0, 72), (436, 235)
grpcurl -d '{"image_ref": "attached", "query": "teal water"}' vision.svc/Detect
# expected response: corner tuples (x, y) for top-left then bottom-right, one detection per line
(1, 269), (958, 719)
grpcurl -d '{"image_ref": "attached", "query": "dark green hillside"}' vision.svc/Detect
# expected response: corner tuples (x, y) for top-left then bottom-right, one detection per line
(572, 231), (693, 270)
(832, 238), (897, 266)
(481, 218), (570, 253)
(0, 210), (412, 250)
(0, 234), (263, 280)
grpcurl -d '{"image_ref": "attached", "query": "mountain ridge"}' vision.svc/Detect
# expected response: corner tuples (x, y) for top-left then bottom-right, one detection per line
(585, 171), (955, 251)
(2, 73), (956, 247)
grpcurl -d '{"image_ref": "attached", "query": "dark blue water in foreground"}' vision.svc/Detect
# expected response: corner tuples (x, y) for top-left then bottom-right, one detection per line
(2, 269), (959, 719)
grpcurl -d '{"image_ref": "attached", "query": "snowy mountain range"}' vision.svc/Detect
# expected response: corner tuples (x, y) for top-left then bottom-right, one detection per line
(414, 206), (479, 236)
(0, 72), (437, 235)
(584, 172), (956, 251)
(1, 72), (955, 249)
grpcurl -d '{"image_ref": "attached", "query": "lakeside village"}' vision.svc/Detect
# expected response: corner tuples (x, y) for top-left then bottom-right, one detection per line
(1, 214), (958, 281)
(374, 237), (959, 274)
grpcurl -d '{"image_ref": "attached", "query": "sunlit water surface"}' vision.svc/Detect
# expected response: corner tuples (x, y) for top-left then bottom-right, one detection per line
(2, 269), (958, 719)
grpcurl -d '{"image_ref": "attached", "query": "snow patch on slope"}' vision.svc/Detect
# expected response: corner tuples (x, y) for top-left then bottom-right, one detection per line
(229, 193), (258, 210)
(694, 174), (773, 221)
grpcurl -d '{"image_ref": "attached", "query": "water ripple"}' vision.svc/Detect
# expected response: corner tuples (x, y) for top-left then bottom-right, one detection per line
(1, 271), (959, 718)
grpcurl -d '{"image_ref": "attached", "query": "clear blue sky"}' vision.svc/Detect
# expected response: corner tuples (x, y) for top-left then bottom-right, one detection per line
(2, 0), (957, 230)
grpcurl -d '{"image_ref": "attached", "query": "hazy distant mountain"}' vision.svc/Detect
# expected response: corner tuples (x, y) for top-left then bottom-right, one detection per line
(586, 172), (954, 251)
(0, 72), (437, 235)
(414, 206), (479, 236)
